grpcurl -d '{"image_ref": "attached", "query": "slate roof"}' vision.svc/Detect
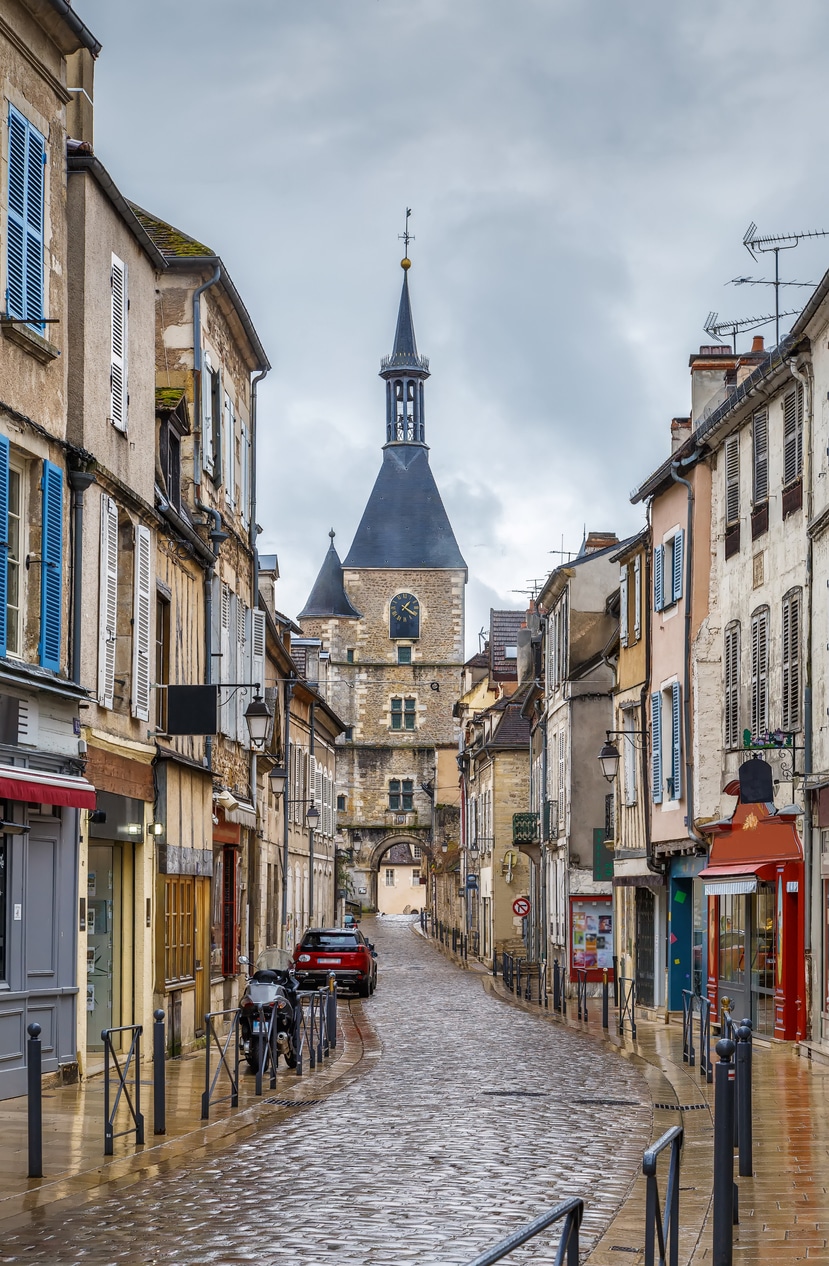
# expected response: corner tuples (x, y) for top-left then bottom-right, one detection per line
(343, 444), (467, 571)
(383, 842), (420, 864)
(489, 609), (525, 681)
(298, 535), (362, 620)
(382, 270), (427, 373)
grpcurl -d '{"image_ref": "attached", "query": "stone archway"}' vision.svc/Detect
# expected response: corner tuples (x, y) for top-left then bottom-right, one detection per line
(349, 833), (431, 913)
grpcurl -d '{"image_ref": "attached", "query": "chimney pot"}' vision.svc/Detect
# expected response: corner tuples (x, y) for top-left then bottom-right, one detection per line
(751, 335), (765, 353)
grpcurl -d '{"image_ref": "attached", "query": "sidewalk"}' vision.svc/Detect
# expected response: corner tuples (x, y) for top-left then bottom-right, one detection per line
(0, 1001), (372, 1232)
(432, 934), (829, 1264)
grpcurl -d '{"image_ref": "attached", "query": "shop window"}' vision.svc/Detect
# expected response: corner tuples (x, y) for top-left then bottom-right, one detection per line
(717, 892), (746, 986)
(164, 876), (194, 984)
(389, 779), (413, 811)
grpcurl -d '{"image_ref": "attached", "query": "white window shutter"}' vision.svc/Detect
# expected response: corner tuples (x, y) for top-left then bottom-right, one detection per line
(236, 602), (248, 743)
(131, 524), (152, 721)
(110, 255), (128, 432)
(98, 494), (119, 708)
(251, 607), (265, 694)
(202, 353), (214, 475)
(633, 555), (641, 640)
(224, 394), (236, 507)
(619, 567), (628, 648)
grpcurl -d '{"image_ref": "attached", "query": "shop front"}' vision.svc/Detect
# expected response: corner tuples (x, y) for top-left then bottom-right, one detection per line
(701, 757), (805, 1041)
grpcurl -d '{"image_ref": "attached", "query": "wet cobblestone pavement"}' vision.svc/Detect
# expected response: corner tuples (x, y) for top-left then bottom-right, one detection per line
(2, 917), (651, 1265)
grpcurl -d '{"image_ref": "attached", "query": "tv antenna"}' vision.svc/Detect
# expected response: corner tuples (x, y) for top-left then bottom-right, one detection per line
(704, 308), (800, 353)
(743, 222), (829, 343)
(511, 579), (547, 600)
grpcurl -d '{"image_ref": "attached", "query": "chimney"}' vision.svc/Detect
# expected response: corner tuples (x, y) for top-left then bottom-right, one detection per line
(66, 49), (95, 146)
(751, 336), (765, 353)
(583, 531), (619, 554)
(689, 345), (738, 423)
(671, 417), (692, 454)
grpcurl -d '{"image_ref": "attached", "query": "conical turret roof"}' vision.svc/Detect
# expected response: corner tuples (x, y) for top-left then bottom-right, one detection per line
(298, 532), (362, 619)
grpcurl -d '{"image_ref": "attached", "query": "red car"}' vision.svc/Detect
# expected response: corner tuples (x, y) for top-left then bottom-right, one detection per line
(293, 927), (377, 997)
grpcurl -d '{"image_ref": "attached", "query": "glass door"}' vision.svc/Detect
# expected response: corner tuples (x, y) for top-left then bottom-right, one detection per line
(751, 883), (775, 1037)
(87, 845), (120, 1049)
(717, 892), (747, 1023)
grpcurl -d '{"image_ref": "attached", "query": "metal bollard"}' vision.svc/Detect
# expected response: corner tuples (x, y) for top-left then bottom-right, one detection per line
(327, 973), (337, 1050)
(553, 959), (561, 1014)
(152, 1009), (166, 1135)
(27, 1022), (43, 1178)
(736, 1021), (753, 1177)
(294, 1000), (304, 1076)
(713, 1038), (737, 1266)
(602, 970), (609, 1029)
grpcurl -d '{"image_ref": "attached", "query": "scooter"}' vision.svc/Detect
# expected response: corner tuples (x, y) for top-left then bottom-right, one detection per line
(238, 948), (299, 1072)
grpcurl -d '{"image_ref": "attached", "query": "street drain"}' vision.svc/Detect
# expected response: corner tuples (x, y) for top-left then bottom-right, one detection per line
(482, 1090), (548, 1098)
(263, 1098), (323, 1108)
(572, 1098), (641, 1106)
(654, 1102), (709, 1111)
(609, 1247), (641, 1254)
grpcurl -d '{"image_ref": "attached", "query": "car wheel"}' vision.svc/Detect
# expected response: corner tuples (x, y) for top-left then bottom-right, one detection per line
(357, 978), (371, 998)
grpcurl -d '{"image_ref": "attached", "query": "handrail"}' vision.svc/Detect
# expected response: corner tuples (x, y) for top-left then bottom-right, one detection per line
(643, 1125), (684, 1266)
(102, 1023), (144, 1155)
(201, 1007), (240, 1119)
(461, 1197), (584, 1266)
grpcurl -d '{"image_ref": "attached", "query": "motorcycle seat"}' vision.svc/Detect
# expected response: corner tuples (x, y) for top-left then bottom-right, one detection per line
(252, 969), (282, 983)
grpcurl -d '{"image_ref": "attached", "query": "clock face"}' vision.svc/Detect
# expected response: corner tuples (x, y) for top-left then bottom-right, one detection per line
(389, 592), (420, 639)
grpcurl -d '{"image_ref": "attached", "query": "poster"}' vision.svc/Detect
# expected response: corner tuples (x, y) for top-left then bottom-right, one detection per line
(570, 897), (614, 976)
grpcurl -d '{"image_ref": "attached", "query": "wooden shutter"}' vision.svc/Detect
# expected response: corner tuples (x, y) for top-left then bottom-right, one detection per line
(672, 531), (684, 603)
(633, 555), (641, 641)
(6, 107), (45, 325)
(110, 255), (128, 431)
(671, 682), (682, 800)
(724, 623), (740, 749)
(619, 567), (628, 648)
(783, 386), (803, 486)
(202, 354), (214, 476)
(651, 691), (663, 804)
(782, 589), (801, 732)
(725, 435), (740, 526)
(223, 394), (235, 507)
(752, 409), (768, 504)
(0, 436), (8, 659)
(654, 544), (665, 612)
(98, 494), (118, 706)
(39, 461), (63, 672)
(132, 524), (152, 721)
(250, 608), (265, 696)
(751, 608), (768, 738)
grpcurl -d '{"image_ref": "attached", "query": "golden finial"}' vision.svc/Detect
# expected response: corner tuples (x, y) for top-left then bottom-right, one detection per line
(401, 257), (411, 270)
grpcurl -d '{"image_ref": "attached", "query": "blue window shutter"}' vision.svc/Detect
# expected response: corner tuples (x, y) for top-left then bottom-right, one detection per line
(654, 545), (665, 612)
(671, 681), (682, 800)
(6, 107), (45, 326)
(651, 691), (663, 804)
(0, 436), (8, 658)
(39, 461), (63, 671)
(672, 530), (684, 603)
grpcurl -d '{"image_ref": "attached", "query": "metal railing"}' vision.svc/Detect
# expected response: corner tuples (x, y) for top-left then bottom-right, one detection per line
(618, 976), (637, 1038)
(643, 1125), (683, 1266)
(294, 988), (334, 1075)
(462, 1198), (583, 1266)
(102, 1023), (145, 1155)
(552, 959), (566, 1016)
(574, 969), (588, 1021)
(682, 990), (713, 1083)
(252, 1003), (280, 1096)
(519, 960), (547, 1007)
(201, 1007), (240, 1119)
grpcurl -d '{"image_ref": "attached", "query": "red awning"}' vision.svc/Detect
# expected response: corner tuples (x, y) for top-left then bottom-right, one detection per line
(0, 766), (97, 810)
(698, 861), (776, 880)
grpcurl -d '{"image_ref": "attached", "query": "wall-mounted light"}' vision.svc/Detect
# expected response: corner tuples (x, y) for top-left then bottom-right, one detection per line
(269, 765), (288, 797)
(244, 692), (273, 749)
(147, 822), (164, 837)
(125, 823), (143, 837)
(0, 820), (31, 836)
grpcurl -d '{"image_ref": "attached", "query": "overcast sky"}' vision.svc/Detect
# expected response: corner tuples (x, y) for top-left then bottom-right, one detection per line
(78, 0), (829, 655)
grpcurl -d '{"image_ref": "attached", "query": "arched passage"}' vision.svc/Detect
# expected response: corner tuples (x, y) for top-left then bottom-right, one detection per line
(351, 834), (431, 914)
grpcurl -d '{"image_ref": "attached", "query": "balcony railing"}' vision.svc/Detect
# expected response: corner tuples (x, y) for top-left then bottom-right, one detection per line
(513, 812), (539, 844)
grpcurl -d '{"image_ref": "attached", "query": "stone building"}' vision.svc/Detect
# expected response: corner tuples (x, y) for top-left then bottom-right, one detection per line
(298, 258), (465, 908)
(0, 0), (101, 1099)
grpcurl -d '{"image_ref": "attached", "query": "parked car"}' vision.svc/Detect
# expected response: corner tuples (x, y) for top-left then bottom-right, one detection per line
(293, 927), (377, 997)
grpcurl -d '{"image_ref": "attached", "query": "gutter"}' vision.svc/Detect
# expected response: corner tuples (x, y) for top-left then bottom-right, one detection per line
(44, 0), (101, 55)
(67, 158), (167, 270)
(250, 367), (269, 600)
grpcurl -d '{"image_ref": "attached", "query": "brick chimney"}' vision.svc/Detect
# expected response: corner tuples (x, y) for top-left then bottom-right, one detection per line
(583, 531), (619, 554)
(671, 417), (692, 454)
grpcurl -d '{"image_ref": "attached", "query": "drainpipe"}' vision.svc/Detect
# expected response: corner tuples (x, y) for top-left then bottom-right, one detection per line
(643, 503), (661, 878)
(789, 356), (814, 1031)
(250, 368), (268, 604)
(192, 265), (222, 491)
(280, 679), (295, 942)
(194, 502), (228, 771)
(67, 466), (96, 685)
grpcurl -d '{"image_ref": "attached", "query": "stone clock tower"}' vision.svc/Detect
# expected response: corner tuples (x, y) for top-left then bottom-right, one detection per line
(298, 257), (466, 908)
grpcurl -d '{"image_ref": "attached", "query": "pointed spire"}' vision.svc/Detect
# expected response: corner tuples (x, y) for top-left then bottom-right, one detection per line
(389, 267), (419, 367)
(298, 532), (362, 620)
(380, 260), (430, 444)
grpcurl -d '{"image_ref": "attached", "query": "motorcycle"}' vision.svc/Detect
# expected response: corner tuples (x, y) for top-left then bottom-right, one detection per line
(238, 948), (299, 1072)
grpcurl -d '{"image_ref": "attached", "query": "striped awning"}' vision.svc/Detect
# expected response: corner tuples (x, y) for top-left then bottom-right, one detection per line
(703, 878), (758, 896)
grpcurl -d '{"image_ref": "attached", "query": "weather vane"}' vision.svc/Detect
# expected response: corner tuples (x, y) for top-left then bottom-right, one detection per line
(399, 208), (414, 261)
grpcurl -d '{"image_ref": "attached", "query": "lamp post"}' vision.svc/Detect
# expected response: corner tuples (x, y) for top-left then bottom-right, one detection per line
(243, 693), (272, 749)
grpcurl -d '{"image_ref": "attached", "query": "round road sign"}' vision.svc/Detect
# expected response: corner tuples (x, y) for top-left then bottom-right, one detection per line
(512, 896), (530, 917)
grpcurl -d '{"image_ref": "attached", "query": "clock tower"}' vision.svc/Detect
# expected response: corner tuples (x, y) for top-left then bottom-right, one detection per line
(298, 255), (466, 909)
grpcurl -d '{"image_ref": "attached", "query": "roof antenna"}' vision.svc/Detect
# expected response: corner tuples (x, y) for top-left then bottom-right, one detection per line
(742, 222), (829, 345)
(398, 208), (414, 268)
(704, 309), (800, 354)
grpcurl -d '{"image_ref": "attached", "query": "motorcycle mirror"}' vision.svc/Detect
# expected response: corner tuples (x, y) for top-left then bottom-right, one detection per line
(238, 955), (250, 966)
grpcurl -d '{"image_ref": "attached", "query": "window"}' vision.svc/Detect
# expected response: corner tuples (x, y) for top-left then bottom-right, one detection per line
(155, 592), (170, 733)
(724, 622), (740, 749)
(783, 385), (804, 487)
(654, 531), (684, 611)
(725, 434), (740, 526)
(110, 255), (128, 431)
(412, 845), (421, 860)
(159, 422), (182, 510)
(164, 876), (195, 984)
(782, 589), (801, 732)
(619, 564), (629, 648)
(391, 697), (416, 730)
(389, 779), (414, 811)
(623, 709), (637, 807)
(346, 648), (355, 663)
(220, 846), (238, 976)
(397, 645), (412, 665)
(504, 645), (517, 659)
(385, 868), (395, 887)
(651, 684), (681, 803)
(412, 870), (421, 886)
(750, 607), (769, 738)
(343, 727), (353, 741)
(336, 794), (346, 812)
(132, 525), (152, 722)
(752, 408), (768, 504)
(223, 393), (235, 506)
(239, 417), (251, 529)
(98, 494), (118, 708)
(4, 457), (24, 657)
(6, 106), (45, 329)
(0, 836), (6, 981)
(202, 355), (223, 480)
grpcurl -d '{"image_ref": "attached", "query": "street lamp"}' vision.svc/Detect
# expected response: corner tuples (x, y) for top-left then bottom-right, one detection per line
(598, 738), (621, 782)
(268, 764), (288, 797)
(243, 693), (272, 749)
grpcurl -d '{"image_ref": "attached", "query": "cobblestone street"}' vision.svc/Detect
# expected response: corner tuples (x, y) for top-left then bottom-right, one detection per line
(2, 918), (652, 1265)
